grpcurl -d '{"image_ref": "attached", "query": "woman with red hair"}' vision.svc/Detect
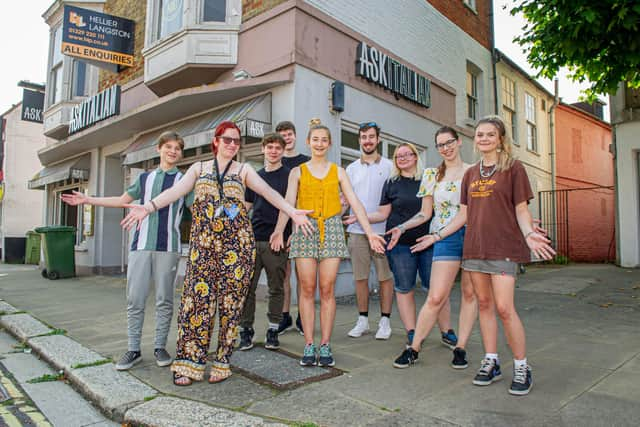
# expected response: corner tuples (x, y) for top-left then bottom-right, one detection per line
(122, 121), (312, 386)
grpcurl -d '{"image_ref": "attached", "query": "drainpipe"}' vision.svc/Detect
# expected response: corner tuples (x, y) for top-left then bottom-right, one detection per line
(549, 79), (559, 242)
(489, 0), (499, 114)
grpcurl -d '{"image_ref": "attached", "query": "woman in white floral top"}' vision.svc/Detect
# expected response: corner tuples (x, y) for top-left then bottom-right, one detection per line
(390, 126), (478, 370)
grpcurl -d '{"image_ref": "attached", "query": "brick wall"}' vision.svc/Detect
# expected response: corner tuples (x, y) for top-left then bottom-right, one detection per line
(428, 0), (491, 49)
(243, 0), (289, 21)
(98, 0), (146, 91)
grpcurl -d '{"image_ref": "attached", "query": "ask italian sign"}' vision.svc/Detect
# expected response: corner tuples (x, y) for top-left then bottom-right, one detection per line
(356, 41), (431, 109)
(61, 5), (135, 68)
(68, 85), (121, 134)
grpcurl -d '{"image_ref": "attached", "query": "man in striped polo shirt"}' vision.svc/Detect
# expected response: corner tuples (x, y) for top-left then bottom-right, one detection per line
(62, 131), (193, 370)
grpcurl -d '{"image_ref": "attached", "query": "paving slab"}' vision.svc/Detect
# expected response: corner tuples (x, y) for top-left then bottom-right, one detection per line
(0, 353), (55, 383)
(230, 346), (340, 389)
(364, 411), (459, 427)
(0, 301), (18, 315)
(0, 313), (52, 340)
(618, 353), (640, 373)
(556, 391), (638, 427)
(28, 334), (107, 371)
(66, 363), (158, 421)
(130, 362), (275, 409)
(22, 381), (110, 427)
(0, 330), (19, 354)
(520, 276), (597, 295)
(125, 396), (286, 427)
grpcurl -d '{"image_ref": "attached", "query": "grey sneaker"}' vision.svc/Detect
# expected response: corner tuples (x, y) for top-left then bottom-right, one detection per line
(300, 343), (317, 366)
(318, 344), (335, 367)
(154, 348), (173, 367)
(115, 351), (142, 371)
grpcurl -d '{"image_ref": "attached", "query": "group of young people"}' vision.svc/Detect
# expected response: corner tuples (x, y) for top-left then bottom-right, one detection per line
(62, 114), (554, 396)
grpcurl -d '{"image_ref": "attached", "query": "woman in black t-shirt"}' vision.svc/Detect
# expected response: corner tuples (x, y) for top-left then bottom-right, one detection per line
(364, 143), (453, 345)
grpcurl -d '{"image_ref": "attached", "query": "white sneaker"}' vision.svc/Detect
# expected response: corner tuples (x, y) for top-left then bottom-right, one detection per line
(348, 316), (370, 337)
(375, 317), (392, 340)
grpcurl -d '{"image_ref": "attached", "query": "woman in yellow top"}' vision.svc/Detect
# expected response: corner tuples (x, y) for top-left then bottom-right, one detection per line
(272, 119), (386, 367)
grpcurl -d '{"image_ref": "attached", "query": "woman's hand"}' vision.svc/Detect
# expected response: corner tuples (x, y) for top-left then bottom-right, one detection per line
(60, 191), (88, 206)
(290, 209), (314, 236)
(410, 234), (437, 253)
(525, 232), (556, 260)
(121, 204), (150, 231)
(533, 219), (547, 236)
(367, 233), (386, 254)
(385, 227), (403, 250)
(269, 231), (285, 252)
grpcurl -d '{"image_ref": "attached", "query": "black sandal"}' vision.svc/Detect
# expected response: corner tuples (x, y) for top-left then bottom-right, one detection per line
(173, 373), (192, 386)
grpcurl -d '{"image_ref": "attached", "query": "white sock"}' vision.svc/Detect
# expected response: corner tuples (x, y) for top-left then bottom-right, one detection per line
(514, 358), (528, 369)
(268, 322), (279, 330)
(485, 353), (499, 362)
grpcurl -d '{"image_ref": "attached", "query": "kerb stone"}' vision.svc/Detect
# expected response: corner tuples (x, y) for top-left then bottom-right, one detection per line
(0, 313), (52, 340)
(0, 301), (18, 315)
(29, 334), (106, 371)
(124, 396), (286, 427)
(66, 364), (158, 422)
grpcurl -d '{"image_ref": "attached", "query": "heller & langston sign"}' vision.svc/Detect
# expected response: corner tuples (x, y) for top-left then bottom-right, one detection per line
(62, 5), (135, 68)
(356, 41), (431, 108)
(21, 89), (45, 124)
(69, 85), (121, 134)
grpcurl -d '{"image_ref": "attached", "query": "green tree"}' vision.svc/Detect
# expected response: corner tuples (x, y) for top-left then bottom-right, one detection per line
(510, 0), (640, 101)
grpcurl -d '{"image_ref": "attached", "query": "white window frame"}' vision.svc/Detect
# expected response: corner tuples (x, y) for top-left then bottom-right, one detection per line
(466, 66), (479, 121)
(463, 0), (477, 12)
(48, 25), (64, 106)
(501, 76), (517, 144)
(525, 92), (538, 152)
(50, 180), (88, 246)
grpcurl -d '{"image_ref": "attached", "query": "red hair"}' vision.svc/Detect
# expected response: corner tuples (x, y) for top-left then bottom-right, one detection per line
(210, 121), (242, 154)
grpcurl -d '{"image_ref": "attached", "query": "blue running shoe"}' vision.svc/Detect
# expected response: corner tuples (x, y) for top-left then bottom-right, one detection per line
(441, 329), (458, 350)
(318, 344), (335, 367)
(300, 343), (317, 366)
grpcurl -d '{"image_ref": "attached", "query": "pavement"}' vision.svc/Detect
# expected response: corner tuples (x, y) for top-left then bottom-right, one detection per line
(0, 262), (639, 426)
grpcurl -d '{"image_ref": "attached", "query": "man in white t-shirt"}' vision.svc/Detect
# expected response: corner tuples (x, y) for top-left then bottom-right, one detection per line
(344, 122), (394, 339)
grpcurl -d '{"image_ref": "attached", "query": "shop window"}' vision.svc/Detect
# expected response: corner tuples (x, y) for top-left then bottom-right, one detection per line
(51, 183), (88, 246)
(203, 0), (226, 22)
(525, 92), (538, 152)
(501, 76), (517, 144)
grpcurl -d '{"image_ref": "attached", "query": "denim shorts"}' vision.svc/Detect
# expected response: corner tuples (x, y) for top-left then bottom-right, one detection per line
(386, 245), (433, 293)
(432, 227), (465, 262)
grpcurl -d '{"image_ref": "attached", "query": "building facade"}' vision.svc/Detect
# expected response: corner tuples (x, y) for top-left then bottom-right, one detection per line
(35, 0), (494, 283)
(1, 101), (47, 262)
(554, 103), (614, 262)
(611, 84), (640, 267)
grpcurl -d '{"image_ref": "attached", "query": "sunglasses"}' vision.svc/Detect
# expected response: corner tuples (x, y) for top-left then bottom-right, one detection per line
(435, 138), (457, 151)
(219, 136), (241, 146)
(359, 121), (378, 129)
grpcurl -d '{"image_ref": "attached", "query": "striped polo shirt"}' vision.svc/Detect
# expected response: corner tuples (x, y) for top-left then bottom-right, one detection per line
(126, 167), (193, 253)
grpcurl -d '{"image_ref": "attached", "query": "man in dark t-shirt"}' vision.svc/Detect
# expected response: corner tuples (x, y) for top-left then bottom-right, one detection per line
(238, 133), (291, 351)
(275, 121), (310, 335)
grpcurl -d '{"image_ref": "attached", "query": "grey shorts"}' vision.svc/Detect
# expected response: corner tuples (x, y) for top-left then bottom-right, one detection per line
(461, 259), (519, 277)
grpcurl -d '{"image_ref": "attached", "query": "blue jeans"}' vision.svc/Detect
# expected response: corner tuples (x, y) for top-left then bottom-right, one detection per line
(386, 245), (434, 293)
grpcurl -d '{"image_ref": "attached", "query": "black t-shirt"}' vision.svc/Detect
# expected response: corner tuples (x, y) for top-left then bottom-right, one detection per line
(380, 176), (431, 246)
(245, 166), (292, 241)
(282, 153), (310, 169)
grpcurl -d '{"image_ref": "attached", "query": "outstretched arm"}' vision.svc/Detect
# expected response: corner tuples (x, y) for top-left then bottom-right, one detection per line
(410, 205), (466, 253)
(270, 167), (301, 251)
(515, 202), (556, 260)
(61, 191), (134, 208)
(386, 195), (434, 250)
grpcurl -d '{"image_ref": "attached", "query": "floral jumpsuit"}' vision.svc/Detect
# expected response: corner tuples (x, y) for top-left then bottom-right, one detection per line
(171, 161), (256, 381)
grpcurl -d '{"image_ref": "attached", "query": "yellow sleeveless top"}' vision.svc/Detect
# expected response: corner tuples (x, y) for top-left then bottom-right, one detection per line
(297, 163), (342, 244)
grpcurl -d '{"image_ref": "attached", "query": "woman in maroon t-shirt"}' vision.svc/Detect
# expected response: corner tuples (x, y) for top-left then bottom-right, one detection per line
(407, 116), (555, 396)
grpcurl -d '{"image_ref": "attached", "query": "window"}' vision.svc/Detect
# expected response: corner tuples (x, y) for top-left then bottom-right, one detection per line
(71, 60), (87, 98)
(501, 76), (517, 144)
(203, 0), (226, 22)
(525, 93), (537, 152)
(51, 181), (88, 246)
(49, 26), (63, 105)
(158, 0), (184, 39)
(466, 69), (478, 121)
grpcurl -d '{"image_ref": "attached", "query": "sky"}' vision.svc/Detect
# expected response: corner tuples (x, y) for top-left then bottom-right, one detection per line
(0, 1), (602, 116)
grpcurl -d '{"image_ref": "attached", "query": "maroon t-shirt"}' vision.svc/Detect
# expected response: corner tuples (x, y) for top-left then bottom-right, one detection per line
(460, 160), (534, 263)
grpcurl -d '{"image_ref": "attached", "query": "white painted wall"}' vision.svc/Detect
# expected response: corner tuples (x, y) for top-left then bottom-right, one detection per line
(304, 0), (494, 126)
(1, 104), (46, 256)
(614, 121), (640, 267)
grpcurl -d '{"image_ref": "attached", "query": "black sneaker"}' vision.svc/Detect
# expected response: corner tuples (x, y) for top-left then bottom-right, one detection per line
(441, 329), (458, 350)
(473, 358), (502, 385)
(295, 313), (304, 335)
(393, 348), (419, 368)
(451, 347), (468, 369)
(265, 328), (280, 350)
(238, 327), (254, 351)
(509, 365), (533, 396)
(276, 313), (293, 335)
(115, 351), (142, 371)
(154, 348), (173, 367)
(300, 343), (317, 366)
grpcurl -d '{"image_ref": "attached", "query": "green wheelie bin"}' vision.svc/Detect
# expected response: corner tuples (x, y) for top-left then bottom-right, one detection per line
(34, 226), (76, 280)
(25, 231), (41, 265)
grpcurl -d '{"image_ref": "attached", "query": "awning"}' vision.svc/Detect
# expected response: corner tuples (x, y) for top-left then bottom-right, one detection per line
(123, 93), (272, 165)
(28, 155), (90, 190)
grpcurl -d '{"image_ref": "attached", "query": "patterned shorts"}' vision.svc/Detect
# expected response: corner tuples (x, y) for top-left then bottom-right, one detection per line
(289, 215), (349, 260)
